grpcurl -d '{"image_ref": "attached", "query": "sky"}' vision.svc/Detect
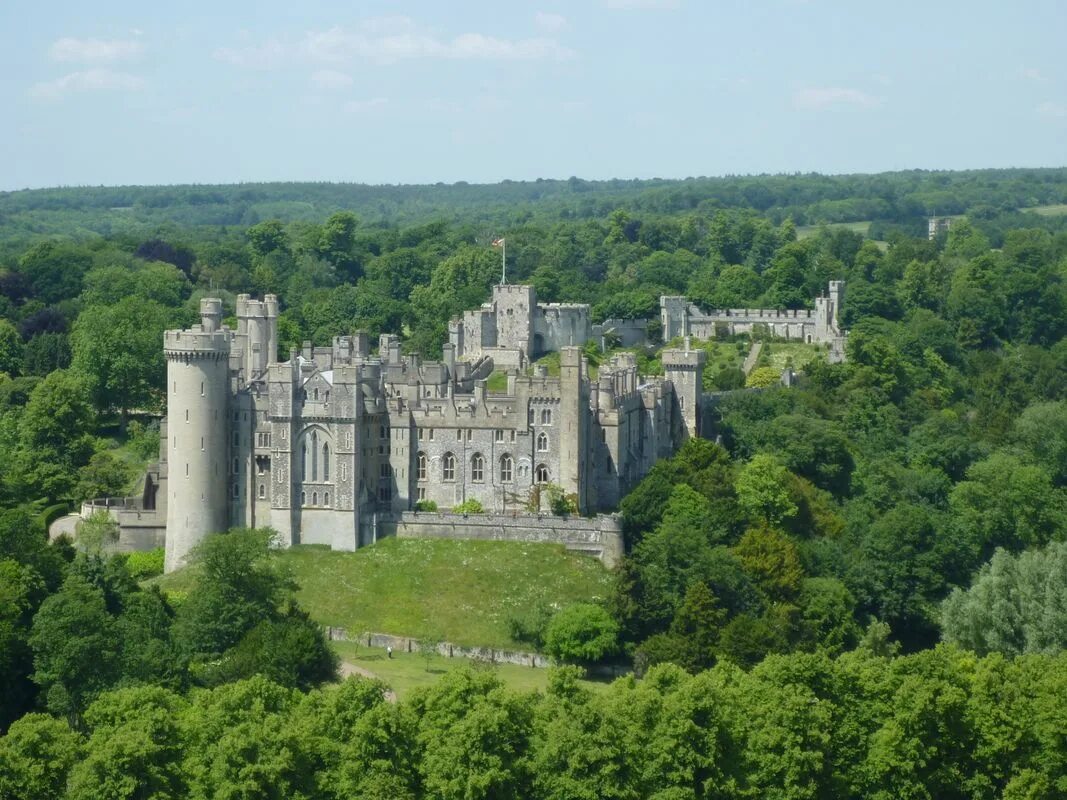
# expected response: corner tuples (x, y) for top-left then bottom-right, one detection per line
(1, 0), (1065, 190)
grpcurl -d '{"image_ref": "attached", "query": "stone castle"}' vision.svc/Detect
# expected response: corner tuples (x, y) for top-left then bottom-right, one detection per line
(89, 281), (844, 573)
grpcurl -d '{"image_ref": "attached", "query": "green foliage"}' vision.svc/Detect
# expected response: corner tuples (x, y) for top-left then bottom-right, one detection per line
(941, 542), (1067, 656)
(735, 454), (798, 524)
(542, 603), (619, 664)
(413, 499), (438, 512)
(123, 548), (165, 580)
(745, 365), (781, 388)
(452, 498), (485, 514)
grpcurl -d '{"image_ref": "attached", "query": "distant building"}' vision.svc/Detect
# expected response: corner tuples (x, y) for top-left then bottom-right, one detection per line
(928, 216), (953, 239)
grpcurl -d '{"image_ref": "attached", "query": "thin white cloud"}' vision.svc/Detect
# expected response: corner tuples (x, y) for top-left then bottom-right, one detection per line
(29, 68), (146, 99)
(310, 69), (353, 90)
(217, 19), (573, 68)
(793, 86), (882, 110)
(535, 12), (567, 32)
(1021, 67), (1047, 82)
(603, 0), (680, 8)
(344, 97), (388, 114)
(49, 37), (144, 63)
(1036, 101), (1067, 119)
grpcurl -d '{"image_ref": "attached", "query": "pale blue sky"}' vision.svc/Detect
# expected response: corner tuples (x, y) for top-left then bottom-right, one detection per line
(2, 0), (1065, 190)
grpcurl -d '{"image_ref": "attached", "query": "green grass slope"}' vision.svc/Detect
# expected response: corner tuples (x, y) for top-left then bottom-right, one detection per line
(157, 538), (613, 650)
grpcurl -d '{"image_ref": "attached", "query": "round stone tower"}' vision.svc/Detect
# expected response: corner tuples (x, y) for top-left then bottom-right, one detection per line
(163, 298), (232, 573)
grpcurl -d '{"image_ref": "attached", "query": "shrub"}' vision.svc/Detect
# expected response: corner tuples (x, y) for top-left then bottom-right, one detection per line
(543, 603), (619, 665)
(125, 548), (165, 580)
(452, 498), (485, 514)
(414, 500), (438, 512)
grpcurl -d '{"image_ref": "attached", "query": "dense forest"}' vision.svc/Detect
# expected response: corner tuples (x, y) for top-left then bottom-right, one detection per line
(2, 169), (1067, 798)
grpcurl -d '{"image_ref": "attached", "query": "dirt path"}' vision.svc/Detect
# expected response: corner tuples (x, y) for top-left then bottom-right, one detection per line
(742, 341), (764, 375)
(339, 661), (398, 702)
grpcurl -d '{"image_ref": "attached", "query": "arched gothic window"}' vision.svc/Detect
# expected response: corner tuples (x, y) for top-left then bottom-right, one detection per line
(322, 443), (330, 481)
(417, 452), (427, 481)
(537, 432), (549, 452)
(500, 455), (513, 483)
(541, 408), (552, 425)
(443, 452), (456, 481)
(471, 453), (484, 482)
(535, 464), (550, 484)
(301, 444), (307, 481)
(311, 432), (319, 481)
(324, 492), (330, 505)
(258, 483), (266, 499)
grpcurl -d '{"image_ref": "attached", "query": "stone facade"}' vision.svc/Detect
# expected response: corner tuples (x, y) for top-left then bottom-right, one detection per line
(660, 281), (848, 362)
(137, 290), (705, 572)
(452, 284), (592, 367)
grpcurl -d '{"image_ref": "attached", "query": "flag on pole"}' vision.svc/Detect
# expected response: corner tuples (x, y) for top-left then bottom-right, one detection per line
(492, 238), (506, 283)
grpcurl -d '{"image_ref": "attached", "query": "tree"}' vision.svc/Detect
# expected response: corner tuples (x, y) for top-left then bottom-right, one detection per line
(28, 575), (121, 716)
(732, 524), (804, 602)
(941, 542), (1067, 656)
(543, 604), (619, 665)
(70, 297), (171, 421)
(735, 454), (798, 525)
(74, 451), (132, 504)
(173, 528), (293, 659)
(0, 320), (22, 377)
(17, 241), (92, 304)
(0, 713), (82, 800)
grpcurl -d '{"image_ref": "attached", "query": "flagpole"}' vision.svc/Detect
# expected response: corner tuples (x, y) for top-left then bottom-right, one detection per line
(501, 239), (506, 285)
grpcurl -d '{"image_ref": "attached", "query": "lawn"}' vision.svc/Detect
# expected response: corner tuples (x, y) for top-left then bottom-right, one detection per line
(1026, 203), (1067, 216)
(485, 370), (510, 393)
(329, 641), (618, 698)
(796, 220), (872, 239)
(758, 341), (828, 372)
(156, 537), (614, 649)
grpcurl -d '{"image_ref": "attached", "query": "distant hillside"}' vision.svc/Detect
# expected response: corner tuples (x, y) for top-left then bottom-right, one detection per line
(155, 538), (613, 649)
(3, 167), (1067, 243)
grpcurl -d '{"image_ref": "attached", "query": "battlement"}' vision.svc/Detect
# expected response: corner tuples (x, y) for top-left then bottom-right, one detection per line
(163, 328), (231, 359)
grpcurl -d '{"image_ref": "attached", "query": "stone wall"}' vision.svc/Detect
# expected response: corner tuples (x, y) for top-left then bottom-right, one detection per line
(381, 510), (624, 568)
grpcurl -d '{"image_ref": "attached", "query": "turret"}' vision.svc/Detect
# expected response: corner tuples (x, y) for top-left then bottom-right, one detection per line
(662, 340), (706, 440)
(163, 304), (232, 573)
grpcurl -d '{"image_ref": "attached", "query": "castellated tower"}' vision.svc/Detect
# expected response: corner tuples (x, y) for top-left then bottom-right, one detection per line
(662, 340), (706, 440)
(163, 298), (231, 573)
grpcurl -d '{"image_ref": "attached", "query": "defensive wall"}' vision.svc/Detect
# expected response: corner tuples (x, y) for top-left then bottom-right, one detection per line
(377, 510), (624, 569)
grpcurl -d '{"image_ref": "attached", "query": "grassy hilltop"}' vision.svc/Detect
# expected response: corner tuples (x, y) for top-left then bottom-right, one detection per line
(156, 537), (613, 649)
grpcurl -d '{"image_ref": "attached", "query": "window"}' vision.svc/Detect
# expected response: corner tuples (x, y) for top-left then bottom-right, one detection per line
(301, 491), (307, 506)
(322, 444), (330, 481)
(232, 483), (239, 499)
(200, 382), (204, 397)
(456, 429), (463, 440)
(601, 428), (607, 443)
(536, 464), (550, 484)
(500, 455), (513, 482)
(233, 432), (239, 447)
(428, 428), (435, 441)
(311, 432), (319, 481)
(541, 409), (552, 425)
(312, 492), (318, 505)
(325, 391), (330, 403)
(471, 453), (484, 482)
(379, 485), (392, 502)
(313, 387), (319, 401)
(340, 463), (348, 482)
(417, 452), (427, 481)
(380, 462), (391, 480)
(324, 492), (329, 505)
(302, 444), (307, 481)
(418, 487), (426, 501)
(232, 457), (238, 474)
(537, 432), (549, 452)
(443, 453), (456, 481)
(200, 437), (204, 451)
(380, 425), (387, 439)
(418, 428), (424, 441)
(495, 429), (504, 443)
(528, 407), (535, 425)
(185, 410), (189, 423)
(259, 483), (266, 499)
(510, 430), (516, 442)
